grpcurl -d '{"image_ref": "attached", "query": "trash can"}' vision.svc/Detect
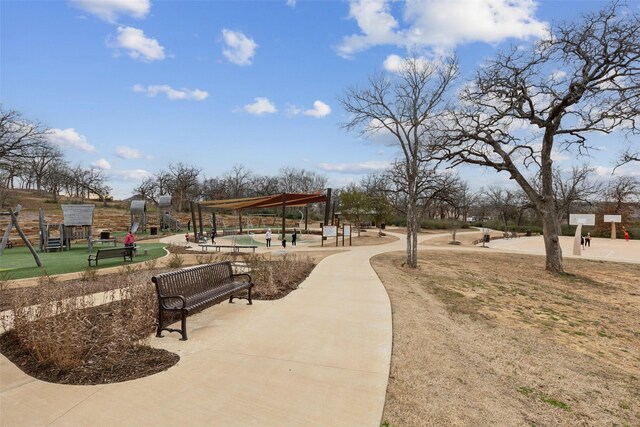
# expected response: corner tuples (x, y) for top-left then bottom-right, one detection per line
(526, 229), (531, 237)
(150, 226), (158, 236)
(381, 223), (386, 230)
(483, 234), (490, 243)
(100, 231), (110, 240)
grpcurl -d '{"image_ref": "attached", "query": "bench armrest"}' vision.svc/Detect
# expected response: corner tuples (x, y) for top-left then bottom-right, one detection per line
(159, 294), (187, 310)
(232, 272), (253, 284)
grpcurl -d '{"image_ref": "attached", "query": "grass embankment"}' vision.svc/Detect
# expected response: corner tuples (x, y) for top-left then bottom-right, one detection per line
(374, 250), (639, 426)
(0, 243), (166, 280)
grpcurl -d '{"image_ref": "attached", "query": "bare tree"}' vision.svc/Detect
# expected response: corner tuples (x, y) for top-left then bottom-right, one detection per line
(26, 143), (63, 192)
(168, 163), (201, 211)
(132, 177), (159, 203)
(542, 165), (602, 223)
(223, 164), (253, 198)
(341, 57), (458, 267)
(444, 2), (640, 273)
(485, 186), (520, 232)
(614, 144), (640, 170)
(0, 107), (50, 166)
(604, 175), (639, 214)
(279, 167), (327, 193)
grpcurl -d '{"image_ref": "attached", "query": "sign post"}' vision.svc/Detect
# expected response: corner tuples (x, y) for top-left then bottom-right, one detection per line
(322, 225), (338, 247)
(569, 214), (595, 255)
(343, 225), (352, 246)
(603, 214), (622, 239)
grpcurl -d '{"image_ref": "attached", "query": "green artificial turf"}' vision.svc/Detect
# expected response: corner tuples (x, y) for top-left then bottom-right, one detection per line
(0, 243), (167, 280)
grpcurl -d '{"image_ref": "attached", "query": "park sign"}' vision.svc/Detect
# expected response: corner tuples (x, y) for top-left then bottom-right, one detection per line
(569, 214), (595, 226)
(323, 226), (337, 237)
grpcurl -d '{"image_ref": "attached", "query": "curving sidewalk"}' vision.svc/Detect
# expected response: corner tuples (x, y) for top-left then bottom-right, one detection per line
(0, 230), (415, 426)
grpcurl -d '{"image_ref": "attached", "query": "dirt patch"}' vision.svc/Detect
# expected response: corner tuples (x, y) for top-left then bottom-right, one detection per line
(373, 250), (640, 426)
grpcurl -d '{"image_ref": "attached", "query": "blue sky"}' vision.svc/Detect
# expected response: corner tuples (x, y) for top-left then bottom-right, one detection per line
(1, 0), (637, 199)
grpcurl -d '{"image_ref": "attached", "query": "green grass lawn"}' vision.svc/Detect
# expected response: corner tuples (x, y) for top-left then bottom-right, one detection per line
(0, 243), (167, 280)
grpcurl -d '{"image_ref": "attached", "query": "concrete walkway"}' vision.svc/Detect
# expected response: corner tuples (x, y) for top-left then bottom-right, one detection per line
(0, 230), (413, 427)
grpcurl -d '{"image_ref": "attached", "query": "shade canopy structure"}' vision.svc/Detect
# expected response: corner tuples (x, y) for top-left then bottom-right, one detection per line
(196, 191), (330, 236)
(199, 191), (327, 210)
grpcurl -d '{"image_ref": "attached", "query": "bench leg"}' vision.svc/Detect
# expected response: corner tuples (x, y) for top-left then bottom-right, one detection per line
(156, 308), (165, 338)
(179, 311), (188, 341)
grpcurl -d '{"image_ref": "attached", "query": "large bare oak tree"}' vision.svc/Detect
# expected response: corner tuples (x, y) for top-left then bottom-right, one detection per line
(443, 2), (639, 273)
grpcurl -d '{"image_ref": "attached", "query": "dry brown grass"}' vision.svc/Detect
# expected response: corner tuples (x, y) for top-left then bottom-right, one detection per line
(373, 250), (640, 426)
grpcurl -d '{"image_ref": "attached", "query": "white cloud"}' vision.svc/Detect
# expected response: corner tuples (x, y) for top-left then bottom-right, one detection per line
(382, 54), (432, 73)
(303, 101), (332, 118)
(92, 158), (112, 170)
(110, 26), (165, 62)
(339, 0), (548, 58)
(115, 145), (142, 159)
(242, 97), (277, 115)
(109, 169), (154, 181)
(222, 29), (258, 65)
(48, 128), (95, 152)
(132, 84), (208, 100)
(550, 70), (567, 82)
(286, 0), (297, 7)
(288, 100), (332, 118)
(317, 161), (393, 174)
(70, 0), (150, 23)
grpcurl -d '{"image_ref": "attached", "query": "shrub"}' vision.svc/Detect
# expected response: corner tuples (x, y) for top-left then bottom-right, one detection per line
(238, 253), (315, 300)
(167, 253), (184, 268)
(3, 268), (157, 374)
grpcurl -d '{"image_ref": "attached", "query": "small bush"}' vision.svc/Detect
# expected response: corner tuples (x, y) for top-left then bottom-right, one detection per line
(196, 253), (215, 265)
(167, 253), (184, 268)
(4, 268), (158, 375)
(239, 253), (315, 300)
(79, 267), (99, 282)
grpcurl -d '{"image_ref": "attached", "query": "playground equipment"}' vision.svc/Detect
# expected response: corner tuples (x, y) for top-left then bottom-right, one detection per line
(38, 208), (64, 252)
(61, 204), (95, 251)
(0, 205), (42, 266)
(37, 205), (95, 252)
(159, 195), (180, 231)
(130, 200), (147, 233)
(245, 213), (277, 229)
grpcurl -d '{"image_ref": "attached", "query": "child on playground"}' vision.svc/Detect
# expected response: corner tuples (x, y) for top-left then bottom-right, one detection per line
(291, 229), (297, 247)
(624, 229), (630, 242)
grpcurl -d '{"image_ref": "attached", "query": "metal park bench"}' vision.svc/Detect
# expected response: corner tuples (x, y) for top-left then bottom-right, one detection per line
(152, 261), (254, 340)
(88, 246), (135, 266)
(198, 244), (258, 253)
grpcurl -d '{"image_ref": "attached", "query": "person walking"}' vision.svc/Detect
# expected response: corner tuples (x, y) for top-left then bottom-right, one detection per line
(585, 232), (591, 247)
(265, 229), (272, 247)
(291, 229), (297, 247)
(624, 230), (630, 242)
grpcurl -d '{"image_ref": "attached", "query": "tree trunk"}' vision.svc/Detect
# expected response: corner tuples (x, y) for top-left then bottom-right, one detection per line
(540, 201), (564, 273)
(406, 198), (418, 268)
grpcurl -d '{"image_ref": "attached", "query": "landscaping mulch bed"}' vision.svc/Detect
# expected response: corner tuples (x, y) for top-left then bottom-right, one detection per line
(1, 257), (316, 386)
(0, 329), (179, 385)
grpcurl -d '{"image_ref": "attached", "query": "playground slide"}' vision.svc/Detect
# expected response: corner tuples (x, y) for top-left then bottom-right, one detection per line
(131, 222), (139, 233)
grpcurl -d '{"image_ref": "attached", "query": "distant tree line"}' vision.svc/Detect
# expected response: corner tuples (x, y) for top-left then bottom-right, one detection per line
(0, 107), (111, 206)
(133, 163), (328, 212)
